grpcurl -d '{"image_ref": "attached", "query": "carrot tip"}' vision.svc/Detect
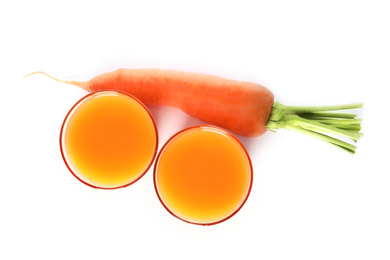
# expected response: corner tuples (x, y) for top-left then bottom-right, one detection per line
(23, 71), (85, 89)
(23, 71), (44, 78)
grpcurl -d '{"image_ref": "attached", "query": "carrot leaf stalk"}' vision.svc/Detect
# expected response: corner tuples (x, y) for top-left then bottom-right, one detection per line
(266, 102), (363, 154)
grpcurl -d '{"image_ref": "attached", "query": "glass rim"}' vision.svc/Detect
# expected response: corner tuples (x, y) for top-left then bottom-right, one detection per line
(153, 125), (253, 226)
(59, 90), (159, 190)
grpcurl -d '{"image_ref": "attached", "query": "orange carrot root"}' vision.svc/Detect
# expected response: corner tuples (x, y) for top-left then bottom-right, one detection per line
(24, 69), (274, 137)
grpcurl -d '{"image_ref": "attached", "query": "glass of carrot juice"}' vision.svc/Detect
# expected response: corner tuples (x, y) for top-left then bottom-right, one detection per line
(60, 90), (158, 189)
(154, 126), (253, 225)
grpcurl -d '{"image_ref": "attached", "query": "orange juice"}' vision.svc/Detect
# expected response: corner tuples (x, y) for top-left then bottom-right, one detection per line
(154, 126), (252, 225)
(60, 91), (158, 189)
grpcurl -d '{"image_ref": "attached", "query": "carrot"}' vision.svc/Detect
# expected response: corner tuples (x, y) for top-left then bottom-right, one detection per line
(24, 69), (363, 153)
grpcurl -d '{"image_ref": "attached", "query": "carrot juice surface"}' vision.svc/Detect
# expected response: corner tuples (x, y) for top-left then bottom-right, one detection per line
(154, 126), (253, 225)
(60, 91), (158, 189)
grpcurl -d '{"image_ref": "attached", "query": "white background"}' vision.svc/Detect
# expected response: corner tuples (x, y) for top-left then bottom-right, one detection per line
(1, 1), (389, 259)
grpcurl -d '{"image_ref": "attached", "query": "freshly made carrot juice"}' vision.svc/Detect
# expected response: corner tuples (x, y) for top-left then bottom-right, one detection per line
(60, 91), (158, 189)
(154, 126), (253, 225)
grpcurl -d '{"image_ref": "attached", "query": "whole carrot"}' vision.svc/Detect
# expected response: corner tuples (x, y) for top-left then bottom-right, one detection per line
(25, 69), (363, 153)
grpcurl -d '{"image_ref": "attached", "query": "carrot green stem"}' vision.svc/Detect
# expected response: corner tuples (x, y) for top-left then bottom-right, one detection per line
(300, 112), (357, 119)
(266, 102), (363, 154)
